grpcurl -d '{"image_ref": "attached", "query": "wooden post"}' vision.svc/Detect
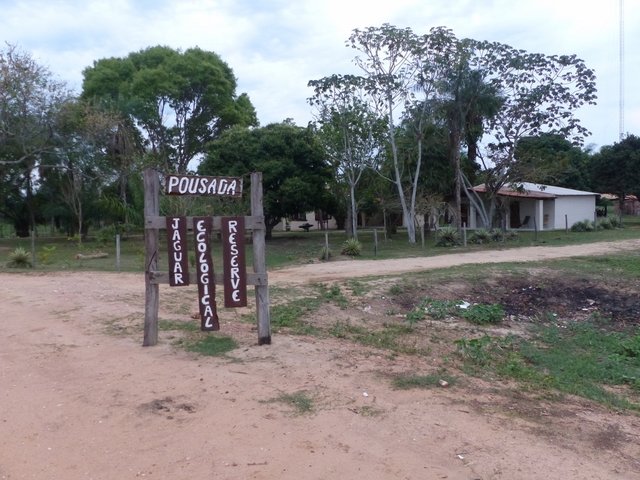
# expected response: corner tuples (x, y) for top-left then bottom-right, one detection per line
(143, 169), (160, 346)
(565, 214), (568, 233)
(533, 215), (538, 242)
(462, 222), (467, 247)
(324, 232), (329, 261)
(373, 228), (378, 257)
(251, 172), (271, 345)
(30, 229), (36, 268)
(420, 222), (425, 249)
(116, 234), (121, 271)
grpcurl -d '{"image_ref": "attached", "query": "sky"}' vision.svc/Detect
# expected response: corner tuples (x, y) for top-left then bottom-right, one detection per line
(2, 0), (638, 151)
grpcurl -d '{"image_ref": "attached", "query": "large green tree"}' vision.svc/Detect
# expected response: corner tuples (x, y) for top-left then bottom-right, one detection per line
(82, 46), (257, 173)
(308, 74), (384, 240)
(199, 122), (333, 239)
(346, 25), (457, 244)
(472, 42), (597, 227)
(0, 44), (72, 236)
(590, 134), (640, 212)
(514, 133), (593, 191)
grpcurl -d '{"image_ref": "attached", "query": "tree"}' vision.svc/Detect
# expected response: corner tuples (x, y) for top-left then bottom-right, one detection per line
(81, 46), (257, 173)
(347, 25), (456, 244)
(199, 123), (333, 239)
(438, 40), (503, 231)
(0, 44), (72, 236)
(308, 74), (384, 240)
(471, 42), (597, 227)
(590, 135), (640, 213)
(514, 133), (593, 191)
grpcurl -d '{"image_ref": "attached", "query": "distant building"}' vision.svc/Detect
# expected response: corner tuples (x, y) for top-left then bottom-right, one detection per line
(469, 183), (598, 230)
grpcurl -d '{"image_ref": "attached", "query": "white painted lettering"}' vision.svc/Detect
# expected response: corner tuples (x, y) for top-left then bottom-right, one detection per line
(227, 180), (237, 196)
(168, 176), (179, 193)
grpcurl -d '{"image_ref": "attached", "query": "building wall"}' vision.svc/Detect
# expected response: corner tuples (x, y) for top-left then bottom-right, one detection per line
(554, 196), (596, 229)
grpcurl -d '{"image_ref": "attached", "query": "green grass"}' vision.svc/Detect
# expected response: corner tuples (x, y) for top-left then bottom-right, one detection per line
(392, 371), (457, 389)
(455, 323), (640, 411)
(266, 390), (315, 415)
(329, 321), (426, 355)
(182, 335), (238, 356)
(2, 215), (639, 272)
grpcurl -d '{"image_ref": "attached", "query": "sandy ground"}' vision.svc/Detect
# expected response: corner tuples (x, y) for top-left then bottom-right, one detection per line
(1, 239), (640, 480)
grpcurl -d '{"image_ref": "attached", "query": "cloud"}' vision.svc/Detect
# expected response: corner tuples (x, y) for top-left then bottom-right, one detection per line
(1, 0), (638, 147)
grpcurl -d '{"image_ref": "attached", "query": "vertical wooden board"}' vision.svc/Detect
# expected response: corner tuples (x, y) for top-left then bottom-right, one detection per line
(143, 168), (160, 346)
(251, 172), (271, 345)
(165, 216), (190, 287)
(193, 216), (219, 331)
(221, 217), (248, 307)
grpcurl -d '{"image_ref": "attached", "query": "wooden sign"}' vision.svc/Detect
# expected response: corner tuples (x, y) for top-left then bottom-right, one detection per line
(165, 174), (243, 197)
(193, 217), (219, 331)
(166, 216), (189, 287)
(221, 217), (247, 308)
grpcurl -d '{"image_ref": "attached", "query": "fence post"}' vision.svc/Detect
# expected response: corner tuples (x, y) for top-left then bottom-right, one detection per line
(462, 222), (467, 247)
(565, 214), (568, 233)
(251, 172), (271, 345)
(324, 232), (329, 261)
(116, 234), (121, 271)
(374, 228), (378, 256)
(533, 216), (538, 242)
(30, 229), (36, 268)
(143, 169), (160, 347)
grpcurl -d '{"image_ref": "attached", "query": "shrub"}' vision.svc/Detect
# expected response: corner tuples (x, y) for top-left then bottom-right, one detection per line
(504, 230), (519, 241)
(460, 303), (505, 325)
(341, 238), (362, 256)
(318, 246), (332, 261)
(7, 247), (32, 268)
(489, 228), (505, 242)
(38, 245), (56, 265)
(469, 228), (491, 244)
(571, 220), (595, 232)
(436, 226), (460, 247)
(608, 216), (622, 228)
(596, 217), (613, 230)
(95, 225), (117, 245)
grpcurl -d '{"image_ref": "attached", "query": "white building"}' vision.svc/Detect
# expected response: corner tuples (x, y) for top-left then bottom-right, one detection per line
(469, 183), (598, 230)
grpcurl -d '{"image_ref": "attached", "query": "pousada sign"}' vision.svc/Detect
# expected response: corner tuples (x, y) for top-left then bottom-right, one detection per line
(165, 174), (242, 197)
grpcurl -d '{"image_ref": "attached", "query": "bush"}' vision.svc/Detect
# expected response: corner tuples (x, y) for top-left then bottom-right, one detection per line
(341, 238), (362, 256)
(95, 225), (117, 245)
(436, 226), (460, 247)
(596, 217), (613, 230)
(571, 220), (595, 232)
(7, 247), (32, 268)
(318, 246), (332, 261)
(460, 303), (505, 325)
(504, 230), (519, 241)
(469, 228), (491, 244)
(608, 216), (623, 228)
(489, 228), (505, 242)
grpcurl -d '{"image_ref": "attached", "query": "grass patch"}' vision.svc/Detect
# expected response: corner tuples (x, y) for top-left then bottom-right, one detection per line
(270, 297), (323, 335)
(455, 323), (640, 411)
(159, 319), (200, 332)
(182, 335), (238, 356)
(329, 321), (425, 355)
(392, 372), (457, 389)
(266, 390), (315, 415)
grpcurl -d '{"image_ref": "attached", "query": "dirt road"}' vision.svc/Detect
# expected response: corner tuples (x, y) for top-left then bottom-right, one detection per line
(1, 239), (639, 479)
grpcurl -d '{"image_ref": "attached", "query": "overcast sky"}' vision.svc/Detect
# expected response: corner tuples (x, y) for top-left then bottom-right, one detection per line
(2, 0), (638, 150)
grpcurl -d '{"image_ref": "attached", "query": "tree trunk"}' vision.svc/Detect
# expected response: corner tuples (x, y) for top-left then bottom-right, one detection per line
(349, 183), (358, 240)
